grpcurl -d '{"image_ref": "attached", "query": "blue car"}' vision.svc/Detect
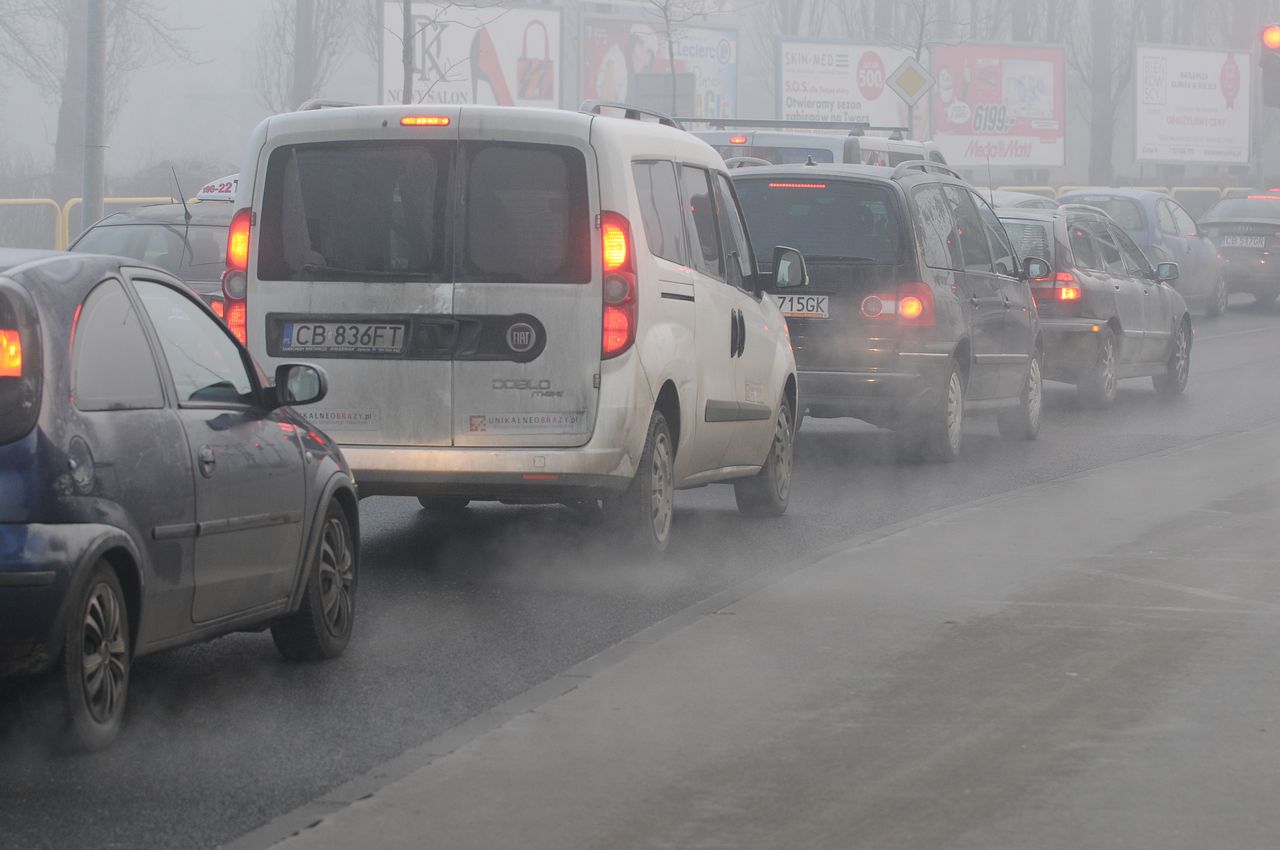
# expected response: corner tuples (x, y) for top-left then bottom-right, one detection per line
(1, 251), (358, 750)
(1057, 189), (1227, 316)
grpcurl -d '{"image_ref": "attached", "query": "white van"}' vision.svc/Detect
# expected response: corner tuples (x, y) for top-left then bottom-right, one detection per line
(223, 103), (808, 552)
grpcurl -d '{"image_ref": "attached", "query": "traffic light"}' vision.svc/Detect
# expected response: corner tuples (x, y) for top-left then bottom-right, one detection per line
(1263, 24), (1280, 108)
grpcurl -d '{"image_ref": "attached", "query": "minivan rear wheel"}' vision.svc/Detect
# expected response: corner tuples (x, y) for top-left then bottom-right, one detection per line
(734, 396), (795, 517)
(605, 410), (674, 555)
(997, 355), (1042, 441)
(1078, 327), (1118, 409)
(898, 361), (964, 463)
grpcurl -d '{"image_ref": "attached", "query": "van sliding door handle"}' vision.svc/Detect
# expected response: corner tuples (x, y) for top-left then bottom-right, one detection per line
(736, 310), (746, 357)
(729, 310), (739, 357)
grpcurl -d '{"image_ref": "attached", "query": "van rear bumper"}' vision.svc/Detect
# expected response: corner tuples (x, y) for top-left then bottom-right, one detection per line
(343, 445), (634, 500)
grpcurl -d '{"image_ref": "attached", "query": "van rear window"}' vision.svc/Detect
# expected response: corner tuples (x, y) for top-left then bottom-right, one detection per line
(258, 141), (452, 281)
(733, 179), (902, 266)
(461, 142), (590, 284)
(1002, 220), (1055, 265)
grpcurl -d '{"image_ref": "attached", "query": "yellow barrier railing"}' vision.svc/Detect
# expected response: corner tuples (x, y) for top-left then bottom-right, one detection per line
(0, 198), (63, 250)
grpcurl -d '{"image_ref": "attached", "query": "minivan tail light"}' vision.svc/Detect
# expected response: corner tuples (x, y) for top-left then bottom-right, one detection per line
(0, 328), (20, 377)
(859, 283), (935, 327)
(1054, 272), (1081, 301)
(600, 211), (636, 359)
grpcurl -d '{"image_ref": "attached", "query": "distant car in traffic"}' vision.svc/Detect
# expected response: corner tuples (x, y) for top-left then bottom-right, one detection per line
(999, 206), (1192, 408)
(1197, 193), (1280, 306)
(732, 160), (1047, 461)
(0, 251), (357, 750)
(1056, 188), (1227, 316)
(68, 176), (237, 315)
(989, 190), (1059, 211)
(696, 128), (948, 167)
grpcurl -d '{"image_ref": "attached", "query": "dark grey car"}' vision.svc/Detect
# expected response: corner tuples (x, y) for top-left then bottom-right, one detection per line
(0, 251), (358, 750)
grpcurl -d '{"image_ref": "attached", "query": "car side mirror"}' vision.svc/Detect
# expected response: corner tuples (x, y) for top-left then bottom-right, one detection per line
(773, 246), (808, 289)
(271, 363), (328, 408)
(1022, 256), (1051, 281)
(1155, 261), (1180, 283)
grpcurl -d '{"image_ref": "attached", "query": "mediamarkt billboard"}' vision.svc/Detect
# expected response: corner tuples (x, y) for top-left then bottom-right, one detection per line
(1135, 45), (1251, 164)
(930, 44), (1066, 168)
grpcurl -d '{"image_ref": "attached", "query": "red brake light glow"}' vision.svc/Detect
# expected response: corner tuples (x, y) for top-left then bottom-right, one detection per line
(401, 115), (451, 126)
(600, 211), (637, 358)
(768, 182), (827, 189)
(859, 283), (934, 326)
(225, 299), (247, 345)
(210, 298), (225, 319)
(226, 207), (252, 271)
(0, 328), (20, 377)
(729, 135), (748, 145)
(899, 295), (924, 320)
(1055, 273), (1082, 301)
(1246, 195), (1280, 200)
(1263, 24), (1280, 50)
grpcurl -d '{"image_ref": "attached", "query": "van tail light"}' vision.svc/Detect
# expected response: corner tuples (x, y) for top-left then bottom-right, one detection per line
(861, 283), (935, 327)
(1054, 272), (1081, 301)
(0, 328), (20, 377)
(222, 207), (252, 344)
(600, 211), (636, 359)
(209, 297), (225, 319)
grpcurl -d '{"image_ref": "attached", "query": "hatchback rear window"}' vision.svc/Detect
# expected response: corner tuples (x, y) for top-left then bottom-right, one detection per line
(733, 179), (902, 265)
(1001, 220), (1055, 265)
(1067, 196), (1145, 231)
(1202, 198), (1280, 222)
(73, 224), (228, 279)
(258, 141), (452, 282)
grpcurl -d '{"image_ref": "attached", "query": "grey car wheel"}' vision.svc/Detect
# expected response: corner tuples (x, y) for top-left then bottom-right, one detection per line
(63, 562), (130, 751)
(272, 501), (358, 661)
(1078, 328), (1118, 409)
(1153, 320), (1191, 397)
(1206, 275), (1228, 317)
(998, 355), (1042, 440)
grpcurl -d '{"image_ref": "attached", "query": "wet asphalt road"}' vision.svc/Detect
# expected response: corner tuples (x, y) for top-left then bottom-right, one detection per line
(3, 299), (1280, 850)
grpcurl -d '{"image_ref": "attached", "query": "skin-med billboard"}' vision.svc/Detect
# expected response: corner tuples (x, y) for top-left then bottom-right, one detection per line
(778, 41), (913, 127)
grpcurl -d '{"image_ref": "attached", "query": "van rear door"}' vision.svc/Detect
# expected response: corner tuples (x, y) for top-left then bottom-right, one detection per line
(253, 127), (456, 446)
(450, 112), (600, 448)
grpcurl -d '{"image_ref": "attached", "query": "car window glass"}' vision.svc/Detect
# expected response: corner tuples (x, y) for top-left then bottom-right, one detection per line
(734, 179), (902, 266)
(679, 165), (723, 280)
(1087, 221), (1126, 275)
(72, 279), (165, 411)
(912, 184), (962, 271)
(713, 173), (755, 290)
(1069, 196), (1146, 230)
(973, 192), (1017, 276)
(1110, 224), (1151, 276)
(133, 280), (255, 406)
(632, 161), (687, 266)
(463, 142), (591, 283)
(1170, 203), (1198, 237)
(1001, 219), (1055, 267)
(944, 185), (993, 273)
(72, 225), (189, 276)
(1067, 222), (1102, 270)
(1157, 202), (1179, 236)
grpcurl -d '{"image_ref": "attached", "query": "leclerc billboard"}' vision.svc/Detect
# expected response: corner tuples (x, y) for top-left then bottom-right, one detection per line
(778, 41), (913, 127)
(930, 44), (1066, 168)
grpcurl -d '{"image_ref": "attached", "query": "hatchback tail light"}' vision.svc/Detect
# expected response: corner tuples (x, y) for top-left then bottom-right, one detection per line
(223, 207), (252, 344)
(0, 328), (19, 378)
(0, 283), (41, 445)
(600, 211), (636, 359)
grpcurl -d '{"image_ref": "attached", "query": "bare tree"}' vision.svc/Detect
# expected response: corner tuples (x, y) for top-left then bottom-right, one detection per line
(1064, 0), (1142, 183)
(0, 0), (187, 202)
(639, 0), (727, 114)
(256, 0), (353, 112)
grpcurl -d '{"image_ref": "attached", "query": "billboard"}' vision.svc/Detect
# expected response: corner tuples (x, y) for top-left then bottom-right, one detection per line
(778, 41), (913, 127)
(1135, 45), (1251, 164)
(581, 20), (737, 118)
(929, 44), (1066, 168)
(381, 3), (561, 107)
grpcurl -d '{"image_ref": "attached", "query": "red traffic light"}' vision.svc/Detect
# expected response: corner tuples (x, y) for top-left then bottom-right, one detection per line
(1263, 24), (1280, 50)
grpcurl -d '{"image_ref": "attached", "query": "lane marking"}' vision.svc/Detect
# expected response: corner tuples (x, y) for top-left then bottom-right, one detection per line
(1083, 568), (1280, 610)
(1197, 324), (1280, 341)
(980, 600), (1276, 616)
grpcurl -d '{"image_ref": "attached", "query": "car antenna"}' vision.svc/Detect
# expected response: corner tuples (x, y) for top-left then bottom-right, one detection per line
(170, 166), (192, 224)
(986, 154), (995, 206)
(805, 155), (816, 166)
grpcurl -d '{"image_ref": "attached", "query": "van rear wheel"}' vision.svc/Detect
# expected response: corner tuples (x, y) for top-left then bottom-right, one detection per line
(604, 410), (674, 556)
(734, 397), (794, 517)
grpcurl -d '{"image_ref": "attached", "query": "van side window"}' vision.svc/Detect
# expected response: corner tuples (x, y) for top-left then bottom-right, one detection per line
(972, 191), (1017, 277)
(912, 185), (962, 271)
(632, 161), (687, 266)
(678, 165), (724, 280)
(463, 142), (590, 283)
(1068, 222), (1103, 270)
(944, 186), (994, 274)
(713, 173), (754, 290)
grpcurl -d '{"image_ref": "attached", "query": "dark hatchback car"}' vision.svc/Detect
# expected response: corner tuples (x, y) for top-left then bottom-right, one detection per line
(1057, 189), (1226, 316)
(69, 200), (233, 314)
(0, 251), (358, 750)
(998, 207), (1192, 409)
(732, 161), (1046, 461)
(1198, 194), (1280, 306)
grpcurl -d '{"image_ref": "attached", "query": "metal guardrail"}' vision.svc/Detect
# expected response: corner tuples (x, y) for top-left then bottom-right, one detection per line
(0, 198), (63, 249)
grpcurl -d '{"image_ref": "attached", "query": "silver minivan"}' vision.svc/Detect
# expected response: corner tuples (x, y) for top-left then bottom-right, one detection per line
(223, 104), (806, 553)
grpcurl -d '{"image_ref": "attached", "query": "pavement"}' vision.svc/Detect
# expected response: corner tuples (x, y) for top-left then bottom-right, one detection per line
(244, 421), (1280, 850)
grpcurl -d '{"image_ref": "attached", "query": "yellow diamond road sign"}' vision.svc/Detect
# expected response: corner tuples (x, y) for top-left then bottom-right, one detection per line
(888, 57), (934, 107)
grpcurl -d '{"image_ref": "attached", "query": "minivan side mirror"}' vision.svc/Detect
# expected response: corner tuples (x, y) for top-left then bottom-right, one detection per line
(773, 247), (808, 290)
(1155, 261), (1180, 283)
(270, 363), (328, 408)
(1022, 256), (1051, 281)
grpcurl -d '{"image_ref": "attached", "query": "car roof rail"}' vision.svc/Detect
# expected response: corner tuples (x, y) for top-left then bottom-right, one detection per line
(891, 160), (961, 180)
(724, 156), (773, 169)
(579, 100), (682, 129)
(296, 99), (363, 111)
